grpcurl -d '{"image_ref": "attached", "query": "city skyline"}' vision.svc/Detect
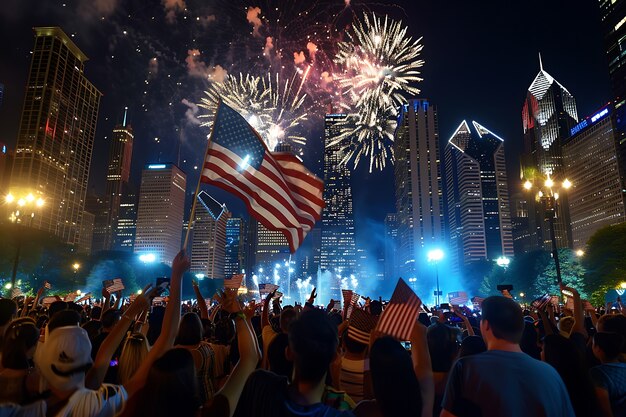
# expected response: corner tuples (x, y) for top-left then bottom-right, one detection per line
(0, 2), (622, 295)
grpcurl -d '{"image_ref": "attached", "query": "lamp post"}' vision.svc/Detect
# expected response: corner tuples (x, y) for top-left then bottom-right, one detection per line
(523, 175), (571, 284)
(4, 192), (45, 294)
(72, 262), (81, 289)
(428, 249), (444, 306)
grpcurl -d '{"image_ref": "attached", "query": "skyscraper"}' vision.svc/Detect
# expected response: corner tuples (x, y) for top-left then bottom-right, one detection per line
(113, 188), (138, 251)
(321, 114), (356, 276)
(9, 27), (101, 245)
(225, 217), (245, 279)
(384, 213), (400, 281)
(599, 0), (626, 101)
(521, 57), (578, 249)
(563, 103), (626, 248)
(134, 163), (186, 265)
(394, 99), (444, 279)
(445, 121), (514, 270)
(104, 108), (134, 250)
(0, 142), (13, 195)
(190, 191), (229, 280)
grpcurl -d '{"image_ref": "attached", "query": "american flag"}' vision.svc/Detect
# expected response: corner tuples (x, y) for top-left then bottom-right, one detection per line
(103, 278), (125, 293)
(258, 283), (280, 295)
(200, 102), (324, 252)
(531, 294), (552, 310)
(342, 289), (361, 318)
(347, 308), (379, 345)
(65, 292), (77, 302)
(75, 292), (92, 304)
(375, 278), (422, 341)
(224, 273), (244, 290)
(471, 296), (485, 307)
(448, 291), (469, 305)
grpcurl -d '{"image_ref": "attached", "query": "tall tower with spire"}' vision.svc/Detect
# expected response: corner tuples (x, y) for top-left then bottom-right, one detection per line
(103, 107), (134, 251)
(520, 55), (578, 250)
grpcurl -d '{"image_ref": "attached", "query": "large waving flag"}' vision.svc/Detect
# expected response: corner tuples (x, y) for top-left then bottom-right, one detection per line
(375, 278), (422, 341)
(200, 102), (324, 252)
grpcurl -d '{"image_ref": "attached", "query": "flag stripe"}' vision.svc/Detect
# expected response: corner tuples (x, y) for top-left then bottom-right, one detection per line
(206, 147), (310, 228)
(272, 153), (324, 188)
(199, 176), (300, 252)
(375, 279), (422, 340)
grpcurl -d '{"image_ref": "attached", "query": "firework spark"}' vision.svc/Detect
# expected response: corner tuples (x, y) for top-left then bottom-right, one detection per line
(198, 71), (308, 152)
(334, 13), (424, 171)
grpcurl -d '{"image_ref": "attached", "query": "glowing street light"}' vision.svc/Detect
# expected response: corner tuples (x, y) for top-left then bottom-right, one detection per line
(136, 289), (143, 295)
(72, 263), (81, 271)
(427, 248), (444, 262)
(620, 282), (626, 290)
(562, 179), (572, 189)
(523, 180), (532, 190)
(4, 283), (12, 290)
(575, 249), (585, 257)
(195, 273), (205, 280)
(5, 193), (14, 203)
(139, 253), (156, 263)
(545, 177), (554, 188)
(496, 256), (510, 268)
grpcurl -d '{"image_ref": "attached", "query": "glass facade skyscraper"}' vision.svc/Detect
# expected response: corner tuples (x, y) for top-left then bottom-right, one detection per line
(134, 163), (186, 265)
(190, 191), (229, 280)
(104, 109), (134, 250)
(9, 27), (101, 245)
(600, 0), (626, 101)
(321, 114), (356, 276)
(394, 99), (443, 281)
(521, 58), (578, 250)
(445, 121), (514, 271)
(225, 217), (245, 279)
(563, 104), (626, 248)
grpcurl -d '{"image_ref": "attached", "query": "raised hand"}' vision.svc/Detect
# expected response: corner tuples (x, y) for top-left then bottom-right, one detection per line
(307, 287), (317, 305)
(172, 250), (191, 278)
(215, 289), (242, 314)
(243, 300), (256, 320)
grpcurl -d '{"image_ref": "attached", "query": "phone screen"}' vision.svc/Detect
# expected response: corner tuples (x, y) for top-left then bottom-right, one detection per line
(156, 277), (171, 296)
(400, 341), (411, 350)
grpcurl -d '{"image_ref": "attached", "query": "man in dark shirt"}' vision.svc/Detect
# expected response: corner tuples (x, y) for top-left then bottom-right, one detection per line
(441, 296), (574, 417)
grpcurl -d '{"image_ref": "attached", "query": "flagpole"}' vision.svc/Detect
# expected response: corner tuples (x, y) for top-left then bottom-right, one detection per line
(182, 100), (222, 251)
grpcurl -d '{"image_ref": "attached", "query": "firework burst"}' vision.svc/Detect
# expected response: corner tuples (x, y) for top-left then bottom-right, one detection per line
(198, 70), (309, 152)
(334, 13), (424, 171)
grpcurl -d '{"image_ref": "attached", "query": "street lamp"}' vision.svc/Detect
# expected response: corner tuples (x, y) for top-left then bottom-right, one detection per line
(496, 256), (511, 269)
(575, 249), (585, 257)
(5, 191), (45, 294)
(428, 249), (444, 306)
(522, 174), (572, 284)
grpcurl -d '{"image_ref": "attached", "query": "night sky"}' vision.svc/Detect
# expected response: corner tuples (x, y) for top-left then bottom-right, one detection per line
(0, 0), (610, 262)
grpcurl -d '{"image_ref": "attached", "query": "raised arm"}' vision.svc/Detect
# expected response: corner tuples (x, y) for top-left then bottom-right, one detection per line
(452, 306), (474, 336)
(193, 280), (209, 320)
(261, 290), (275, 329)
(410, 320), (434, 417)
(124, 250), (189, 397)
(86, 285), (154, 389)
(211, 290), (260, 416)
(560, 283), (587, 338)
(100, 288), (112, 319)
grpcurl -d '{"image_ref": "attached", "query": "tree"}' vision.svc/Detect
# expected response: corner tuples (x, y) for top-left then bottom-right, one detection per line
(532, 249), (587, 298)
(584, 223), (626, 305)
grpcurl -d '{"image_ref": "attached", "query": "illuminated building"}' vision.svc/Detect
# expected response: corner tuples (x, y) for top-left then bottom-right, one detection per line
(134, 163), (186, 265)
(224, 217), (245, 279)
(79, 212), (95, 254)
(191, 191), (229, 280)
(394, 99), (444, 280)
(113, 188), (137, 251)
(321, 114), (357, 276)
(384, 213), (400, 281)
(521, 57), (578, 249)
(254, 219), (290, 267)
(0, 142), (13, 194)
(103, 108), (134, 250)
(600, 0), (626, 101)
(510, 192), (532, 254)
(9, 27), (101, 245)
(563, 103), (626, 247)
(445, 120), (514, 270)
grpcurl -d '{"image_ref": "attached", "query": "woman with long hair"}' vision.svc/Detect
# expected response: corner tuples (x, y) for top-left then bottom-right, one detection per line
(118, 332), (149, 385)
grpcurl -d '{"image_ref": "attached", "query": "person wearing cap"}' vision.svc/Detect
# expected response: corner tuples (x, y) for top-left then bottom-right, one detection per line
(0, 251), (190, 417)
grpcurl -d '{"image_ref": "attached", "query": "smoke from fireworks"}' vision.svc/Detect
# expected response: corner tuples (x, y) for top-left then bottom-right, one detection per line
(333, 13), (424, 172)
(198, 70), (309, 152)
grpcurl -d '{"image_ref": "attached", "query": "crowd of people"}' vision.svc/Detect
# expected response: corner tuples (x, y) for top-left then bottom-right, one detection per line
(0, 250), (624, 416)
